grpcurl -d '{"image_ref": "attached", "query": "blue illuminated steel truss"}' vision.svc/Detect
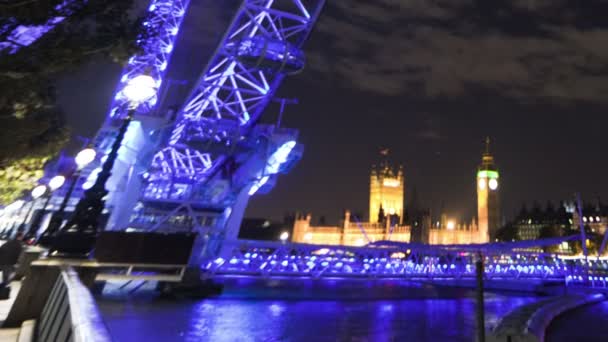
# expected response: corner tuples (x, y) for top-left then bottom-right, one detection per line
(109, 0), (190, 119)
(56, 0), (192, 230)
(149, 0), (324, 187)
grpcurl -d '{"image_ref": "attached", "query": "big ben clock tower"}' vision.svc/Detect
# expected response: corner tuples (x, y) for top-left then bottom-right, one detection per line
(477, 137), (500, 242)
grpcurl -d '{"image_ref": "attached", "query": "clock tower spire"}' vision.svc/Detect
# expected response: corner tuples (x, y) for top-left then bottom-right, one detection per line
(477, 137), (500, 242)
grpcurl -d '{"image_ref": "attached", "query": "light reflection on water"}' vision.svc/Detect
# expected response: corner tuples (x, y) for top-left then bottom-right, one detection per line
(98, 293), (538, 342)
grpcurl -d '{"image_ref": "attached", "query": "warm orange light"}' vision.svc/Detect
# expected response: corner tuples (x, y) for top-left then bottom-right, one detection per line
(382, 178), (400, 187)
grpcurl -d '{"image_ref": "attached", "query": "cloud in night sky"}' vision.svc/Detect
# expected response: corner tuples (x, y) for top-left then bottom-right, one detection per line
(308, 0), (608, 103)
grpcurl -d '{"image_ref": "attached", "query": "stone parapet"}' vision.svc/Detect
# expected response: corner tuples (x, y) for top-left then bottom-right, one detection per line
(488, 293), (605, 342)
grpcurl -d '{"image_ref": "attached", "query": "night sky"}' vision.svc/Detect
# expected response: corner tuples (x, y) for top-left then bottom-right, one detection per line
(56, 1), (608, 224)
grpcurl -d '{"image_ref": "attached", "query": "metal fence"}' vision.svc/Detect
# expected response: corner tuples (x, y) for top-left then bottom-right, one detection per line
(205, 239), (608, 284)
(38, 267), (111, 342)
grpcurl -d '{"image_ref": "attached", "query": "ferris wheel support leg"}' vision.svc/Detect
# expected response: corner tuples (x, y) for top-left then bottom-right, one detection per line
(188, 189), (251, 264)
(218, 189), (251, 260)
(224, 189), (251, 241)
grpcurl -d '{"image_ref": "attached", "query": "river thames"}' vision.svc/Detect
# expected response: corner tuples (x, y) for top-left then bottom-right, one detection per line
(97, 291), (540, 342)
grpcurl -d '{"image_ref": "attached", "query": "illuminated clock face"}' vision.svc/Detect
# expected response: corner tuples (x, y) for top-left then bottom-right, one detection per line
(478, 178), (487, 190)
(488, 178), (498, 190)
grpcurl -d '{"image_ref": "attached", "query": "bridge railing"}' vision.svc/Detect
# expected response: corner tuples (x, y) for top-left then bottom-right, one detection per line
(203, 239), (589, 280)
(38, 266), (111, 342)
(562, 257), (608, 288)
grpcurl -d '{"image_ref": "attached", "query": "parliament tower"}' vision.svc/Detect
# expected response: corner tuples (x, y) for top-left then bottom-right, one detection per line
(477, 138), (500, 242)
(369, 150), (404, 224)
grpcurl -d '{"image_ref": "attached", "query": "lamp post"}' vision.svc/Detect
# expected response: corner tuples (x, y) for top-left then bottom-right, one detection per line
(1, 200), (25, 238)
(280, 231), (289, 244)
(24, 175), (65, 241)
(16, 185), (47, 236)
(475, 252), (485, 342)
(51, 74), (157, 256)
(39, 148), (96, 246)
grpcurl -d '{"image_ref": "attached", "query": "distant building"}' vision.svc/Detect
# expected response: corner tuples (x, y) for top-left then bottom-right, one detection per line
(292, 142), (497, 246)
(292, 152), (410, 246)
(428, 215), (482, 244)
(512, 203), (571, 241)
(292, 211), (411, 246)
(424, 139), (497, 244)
(571, 202), (608, 236)
(509, 201), (608, 243)
(369, 156), (404, 224)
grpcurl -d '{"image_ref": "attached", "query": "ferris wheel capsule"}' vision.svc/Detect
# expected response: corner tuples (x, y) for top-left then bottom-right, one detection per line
(226, 36), (305, 75)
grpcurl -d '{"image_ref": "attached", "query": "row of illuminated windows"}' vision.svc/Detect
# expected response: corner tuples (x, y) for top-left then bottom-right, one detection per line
(130, 213), (217, 228)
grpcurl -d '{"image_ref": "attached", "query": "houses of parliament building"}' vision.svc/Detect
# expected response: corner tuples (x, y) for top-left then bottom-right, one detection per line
(292, 140), (501, 246)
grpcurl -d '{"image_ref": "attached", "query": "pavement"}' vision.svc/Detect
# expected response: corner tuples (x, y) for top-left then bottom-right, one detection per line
(0, 281), (22, 342)
(0, 281), (21, 324)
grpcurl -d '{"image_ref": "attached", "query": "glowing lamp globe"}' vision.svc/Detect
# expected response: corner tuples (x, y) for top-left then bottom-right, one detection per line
(75, 148), (96, 169)
(48, 175), (66, 191)
(31, 185), (47, 199)
(123, 75), (157, 104)
(279, 231), (289, 241)
(6, 200), (25, 212)
(488, 178), (498, 190)
(446, 221), (455, 230)
(82, 167), (102, 190)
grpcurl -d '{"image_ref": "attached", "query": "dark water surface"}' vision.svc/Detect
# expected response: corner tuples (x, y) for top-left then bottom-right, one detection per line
(546, 300), (608, 342)
(97, 292), (539, 342)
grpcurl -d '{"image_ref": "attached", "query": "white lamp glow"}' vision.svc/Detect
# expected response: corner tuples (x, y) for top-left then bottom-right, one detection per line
(122, 74), (158, 104)
(279, 231), (289, 241)
(48, 175), (66, 191)
(478, 178), (487, 190)
(488, 178), (498, 190)
(6, 200), (25, 212)
(446, 221), (455, 230)
(75, 148), (97, 169)
(82, 167), (102, 190)
(31, 185), (47, 199)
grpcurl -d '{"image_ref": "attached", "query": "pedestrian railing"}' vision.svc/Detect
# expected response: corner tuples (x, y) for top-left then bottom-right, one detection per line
(37, 266), (111, 342)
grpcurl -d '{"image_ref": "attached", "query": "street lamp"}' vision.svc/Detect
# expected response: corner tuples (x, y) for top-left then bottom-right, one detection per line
(75, 148), (96, 168)
(51, 74), (157, 256)
(24, 175), (65, 241)
(40, 149), (97, 245)
(1, 200), (25, 238)
(49, 175), (66, 191)
(122, 74), (157, 104)
(16, 185), (47, 235)
(280, 231), (289, 243)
